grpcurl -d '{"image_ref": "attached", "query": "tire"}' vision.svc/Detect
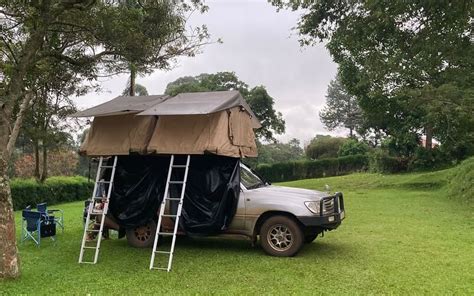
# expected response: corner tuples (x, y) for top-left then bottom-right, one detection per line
(126, 220), (157, 248)
(260, 215), (304, 257)
(304, 233), (318, 244)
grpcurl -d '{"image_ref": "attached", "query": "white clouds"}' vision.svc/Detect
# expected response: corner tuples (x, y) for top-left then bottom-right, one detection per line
(73, 1), (341, 144)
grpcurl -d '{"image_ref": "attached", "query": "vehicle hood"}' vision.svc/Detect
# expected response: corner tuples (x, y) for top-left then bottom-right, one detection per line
(248, 185), (328, 202)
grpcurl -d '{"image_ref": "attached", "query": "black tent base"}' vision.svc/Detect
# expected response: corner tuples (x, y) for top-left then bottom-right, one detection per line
(102, 154), (240, 236)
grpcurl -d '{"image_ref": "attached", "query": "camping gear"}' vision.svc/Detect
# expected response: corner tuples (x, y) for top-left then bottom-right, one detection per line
(21, 210), (56, 246)
(75, 91), (259, 158)
(72, 91), (257, 269)
(79, 156), (118, 264)
(150, 155), (191, 271)
(37, 202), (64, 233)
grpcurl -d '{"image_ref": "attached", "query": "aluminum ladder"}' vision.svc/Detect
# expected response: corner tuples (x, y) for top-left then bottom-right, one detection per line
(150, 155), (191, 271)
(79, 156), (118, 264)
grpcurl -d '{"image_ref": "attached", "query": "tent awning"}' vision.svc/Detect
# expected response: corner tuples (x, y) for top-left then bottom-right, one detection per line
(71, 95), (169, 117)
(137, 91), (261, 128)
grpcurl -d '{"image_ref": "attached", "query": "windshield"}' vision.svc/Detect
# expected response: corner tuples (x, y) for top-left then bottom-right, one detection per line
(240, 164), (265, 189)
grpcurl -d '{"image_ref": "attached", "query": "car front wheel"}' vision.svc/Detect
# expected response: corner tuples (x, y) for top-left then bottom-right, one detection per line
(260, 215), (304, 257)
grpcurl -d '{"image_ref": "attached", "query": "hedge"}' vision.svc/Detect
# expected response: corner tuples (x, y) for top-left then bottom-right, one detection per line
(11, 176), (94, 210)
(255, 155), (369, 183)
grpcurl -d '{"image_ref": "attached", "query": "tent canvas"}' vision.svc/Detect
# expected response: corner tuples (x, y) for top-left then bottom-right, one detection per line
(78, 91), (259, 158)
(71, 95), (169, 117)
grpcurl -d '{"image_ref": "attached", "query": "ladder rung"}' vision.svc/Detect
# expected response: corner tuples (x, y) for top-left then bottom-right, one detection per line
(151, 267), (169, 270)
(169, 181), (184, 184)
(154, 251), (171, 254)
(158, 232), (174, 236)
(161, 214), (177, 218)
(165, 198), (181, 201)
(98, 181), (111, 184)
(88, 211), (104, 215)
(171, 165), (187, 168)
(86, 229), (100, 233)
(80, 261), (97, 264)
(93, 197), (107, 200)
(82, 246), (98, 249)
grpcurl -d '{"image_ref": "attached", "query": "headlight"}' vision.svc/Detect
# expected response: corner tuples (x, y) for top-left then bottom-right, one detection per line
(304, 201), (320, 214)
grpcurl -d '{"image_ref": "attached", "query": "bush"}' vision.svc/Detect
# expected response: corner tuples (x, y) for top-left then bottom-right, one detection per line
(11, 176), (93, 210)
(447, 157), (474, 204)
(305, 135), (348, 159)
(338, 139), (370, 157)
(369, 150), (408, 173)
(255, 155), (369, 182)
(407, 147), (452, 171)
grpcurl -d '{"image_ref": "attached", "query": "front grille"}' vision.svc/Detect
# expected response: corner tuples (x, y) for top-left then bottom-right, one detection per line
(322, 198), (335, 214)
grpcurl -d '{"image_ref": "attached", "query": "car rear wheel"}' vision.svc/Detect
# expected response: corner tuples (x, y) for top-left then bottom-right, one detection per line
(126, 220), (156, 248)
(260, 215), (304, 257)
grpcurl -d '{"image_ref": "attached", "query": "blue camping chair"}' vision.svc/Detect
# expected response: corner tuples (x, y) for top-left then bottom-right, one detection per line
(21, 210), (56, 246)
(37, 203), (64, 233)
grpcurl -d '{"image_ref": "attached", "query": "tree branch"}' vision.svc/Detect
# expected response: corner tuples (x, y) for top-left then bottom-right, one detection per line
(6, 92), (33, 158)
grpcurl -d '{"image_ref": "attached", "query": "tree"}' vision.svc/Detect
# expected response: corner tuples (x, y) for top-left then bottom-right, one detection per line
(272, 1), (474, 158)
(257, 138), (304, 164)
(0, 0), (209, 278)
(122, 82), (149, 96)
(165, 72), (285, 141)
(305, 135), (348, 160)
(320, 73), (362, 137)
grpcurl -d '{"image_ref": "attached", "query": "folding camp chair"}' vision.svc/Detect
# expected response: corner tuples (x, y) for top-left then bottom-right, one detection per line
(21, 210), (56, 246)
(37, 202), (64, 233)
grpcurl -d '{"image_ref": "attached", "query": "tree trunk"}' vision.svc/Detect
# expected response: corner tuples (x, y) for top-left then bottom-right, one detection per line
(34, 140), (40, 181)
(0, 22), (46, 280)
(425, 125), (433, 150)
(0, 156), (20, 279)
(41, 145), (47, 182)
(129, 65), (136, 96)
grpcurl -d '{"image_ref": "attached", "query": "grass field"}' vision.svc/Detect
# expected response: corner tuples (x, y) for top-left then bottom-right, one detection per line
(2, 168), (473, 295)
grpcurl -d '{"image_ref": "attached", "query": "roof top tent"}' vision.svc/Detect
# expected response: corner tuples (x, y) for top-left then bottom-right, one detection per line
(73, 91), (261, 269)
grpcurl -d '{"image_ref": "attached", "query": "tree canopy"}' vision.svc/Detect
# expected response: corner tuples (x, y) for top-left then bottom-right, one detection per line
(165, 72), (285, 141)
(272, 0), (474, 159)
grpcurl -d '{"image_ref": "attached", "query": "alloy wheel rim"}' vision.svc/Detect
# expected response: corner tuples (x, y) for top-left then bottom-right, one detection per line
(267, 224), (293, 252)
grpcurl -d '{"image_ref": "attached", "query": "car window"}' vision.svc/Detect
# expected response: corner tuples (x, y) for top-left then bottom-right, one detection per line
(240, 165), (265, 189)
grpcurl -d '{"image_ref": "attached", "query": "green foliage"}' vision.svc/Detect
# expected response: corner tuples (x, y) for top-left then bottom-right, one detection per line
(338, 139), (369, 157)
(369, 150), (408, 174)
(255, 155), (368, 182)
(273, 0), (474, 161)
(244, 138), (304, 168)
(10, 176), (93, 210)
(446, 157), (474, 205)
(305, 135), (348, 159)
(164, 72), (285, 141)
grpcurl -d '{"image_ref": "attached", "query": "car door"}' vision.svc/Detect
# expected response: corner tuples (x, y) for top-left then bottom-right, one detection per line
(227, 185), (246, 230)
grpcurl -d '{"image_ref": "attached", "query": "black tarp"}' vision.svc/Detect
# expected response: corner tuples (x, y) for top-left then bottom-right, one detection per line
(105, 155), (240, 236)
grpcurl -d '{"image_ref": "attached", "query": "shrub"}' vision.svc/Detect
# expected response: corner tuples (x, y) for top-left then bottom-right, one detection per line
(11, 176), (93, 210)
(338, 139), (369, 157)
(255, 155), (369, 182)
(407, 147), (452, 171)
(369, 149), (408, 173)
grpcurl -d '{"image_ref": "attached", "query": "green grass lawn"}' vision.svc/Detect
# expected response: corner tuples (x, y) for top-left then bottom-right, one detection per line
(2, 170), (473, 295)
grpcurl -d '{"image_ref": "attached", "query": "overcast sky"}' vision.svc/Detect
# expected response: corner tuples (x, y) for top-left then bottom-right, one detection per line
(74, 0), (340, 145)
